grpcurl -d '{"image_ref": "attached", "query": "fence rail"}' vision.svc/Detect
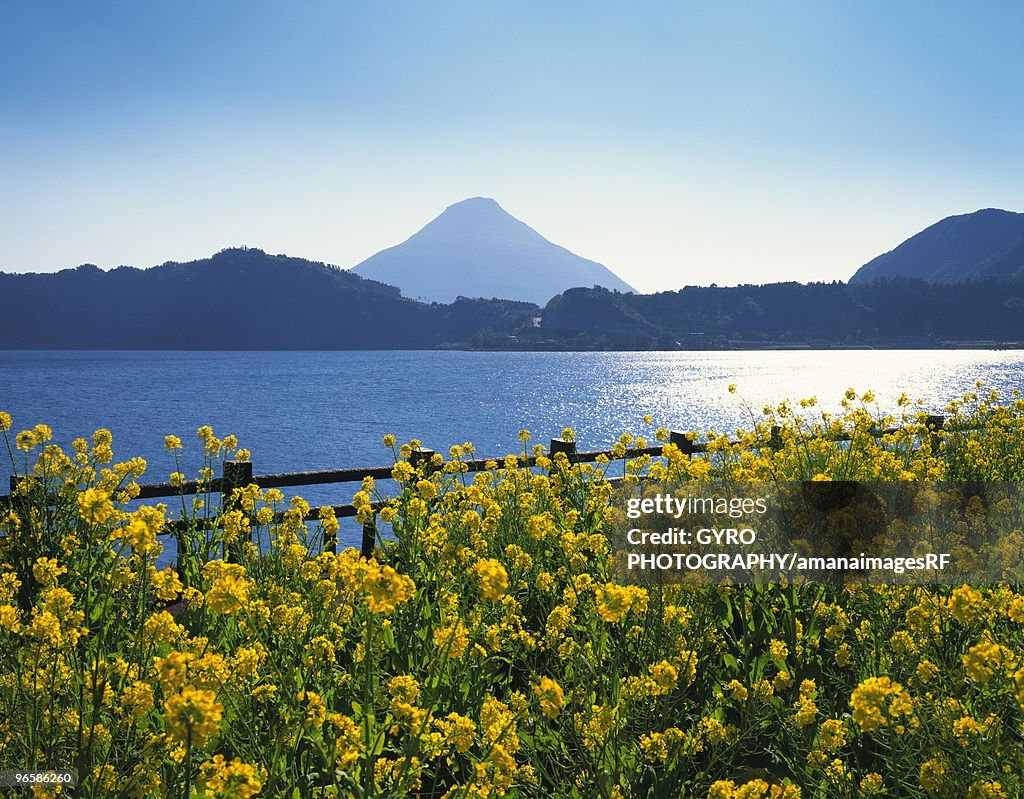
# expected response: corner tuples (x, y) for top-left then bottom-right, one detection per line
(2, 415), (948, 558)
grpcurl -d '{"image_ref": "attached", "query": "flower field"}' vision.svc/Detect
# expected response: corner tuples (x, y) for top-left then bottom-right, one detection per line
(2, 386), (1024, 798)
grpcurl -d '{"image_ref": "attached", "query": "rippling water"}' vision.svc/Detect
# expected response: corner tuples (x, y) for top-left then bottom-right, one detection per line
(2, 349), (1022, 551)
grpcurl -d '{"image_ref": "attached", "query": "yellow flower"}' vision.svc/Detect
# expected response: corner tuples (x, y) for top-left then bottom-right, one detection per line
(203, 561), (252, 616)
(850, 676), (913, 733)
(534, 677), (564, 719)
(362, 563), (415, 614)
(318, 506), (340, 537)
(297, 690), (327, 728)
(197, 755), (265, 799)
(915, 659), (939, 685)
(433, 620), (469, 659)
(948, 585), (984, 623)
(144, 611), (184, 645)
(952, 714), (996, 746)
(164, 434), (183, 451)
(325, 712), (363, 769)
(918, 755), (947, 792)
(1007, 596), (1024, 623)
(596, 582), (645, 623)
(725, 679), (748, 702)
(752, 679), (774, 701)
(252, 684), (278, 702)
(574, 703), (617, 752)
(794, 696), (817, 728)
(0, 411), (11, 431)
(968, 781), (1008, 799)
(32, 557), (66, 587)
(649, 661), (679, 694)
(0, 605), (21, 634)
(163, 686), (223, 747)
(120, 681), (156, 721)
(962, 641), (1016, 685)
(156, 650), (193, 694)
(77, 487), (115, 524)
(769, 639), (789, 660)
(391, 461), (414, 482)
(473, 558), (509, 601)
(707, 778), (793, 799)
(387, 675), (425, 727)
(817, 719), (846, 753)
(438, 712), (476, 753)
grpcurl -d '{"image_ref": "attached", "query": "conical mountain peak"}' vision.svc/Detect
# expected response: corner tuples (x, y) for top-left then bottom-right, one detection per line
(352, 199), (635, 304)
(413, 197), (547, 244)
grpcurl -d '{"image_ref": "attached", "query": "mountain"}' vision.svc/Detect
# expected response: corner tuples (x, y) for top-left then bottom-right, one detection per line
(0, 248), (538, 349)
(4, 247), (1024, 350)
(520, 279), (1024, 349)
(978, 235), (1024, 281)
(850, 208), (1024, 284)
(350, 197), (636, 304)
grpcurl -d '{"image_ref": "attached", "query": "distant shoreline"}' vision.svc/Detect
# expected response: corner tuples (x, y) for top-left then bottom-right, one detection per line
(464, 341), (1024, 352)
(2, 342), (1023, 353)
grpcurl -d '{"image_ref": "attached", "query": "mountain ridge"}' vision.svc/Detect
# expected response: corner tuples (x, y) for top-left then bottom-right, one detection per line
(850, 208), (1024, 284)
(3, 246), (1024, 350)
(0, 247), (538, 349)
(350, 197), (636, 304)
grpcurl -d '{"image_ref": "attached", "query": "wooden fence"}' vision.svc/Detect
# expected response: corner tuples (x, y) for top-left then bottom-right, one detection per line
(2, 416), (947, 559)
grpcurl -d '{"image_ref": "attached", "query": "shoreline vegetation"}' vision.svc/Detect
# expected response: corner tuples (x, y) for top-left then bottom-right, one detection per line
(2, 249), (1024, 351)
(461, 340), (1024, 352)
(3, 387), (1024, 797)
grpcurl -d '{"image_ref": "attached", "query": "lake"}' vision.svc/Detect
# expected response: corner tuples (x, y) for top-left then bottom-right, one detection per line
(2, 349), (1022, 551)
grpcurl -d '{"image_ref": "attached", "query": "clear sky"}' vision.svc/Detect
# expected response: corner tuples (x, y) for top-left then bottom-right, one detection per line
(2, 1), (1022, 292)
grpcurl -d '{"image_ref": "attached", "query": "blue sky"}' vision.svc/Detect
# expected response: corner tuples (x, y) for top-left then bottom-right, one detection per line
(2, 1), (1022, 291)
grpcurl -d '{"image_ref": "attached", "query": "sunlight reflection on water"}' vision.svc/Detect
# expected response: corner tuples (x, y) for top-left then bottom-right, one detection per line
(2, 349), (1022, 552)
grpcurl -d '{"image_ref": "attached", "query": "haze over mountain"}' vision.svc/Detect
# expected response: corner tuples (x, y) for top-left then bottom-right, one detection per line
(850, 208), (1024, 284)
(350, 197), (636, 304)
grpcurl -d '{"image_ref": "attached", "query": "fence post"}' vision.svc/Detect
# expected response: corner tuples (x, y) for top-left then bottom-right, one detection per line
(925, 415), (945, 453)
(222, 460), (253, 562)
(669, 431), (695, 456)
(9, 474), (37, 498)
(770, 426), (782, 452)
(361, 514), (376, 559)
(410, 447), (437, 474)
(549, 437), (576, 462)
